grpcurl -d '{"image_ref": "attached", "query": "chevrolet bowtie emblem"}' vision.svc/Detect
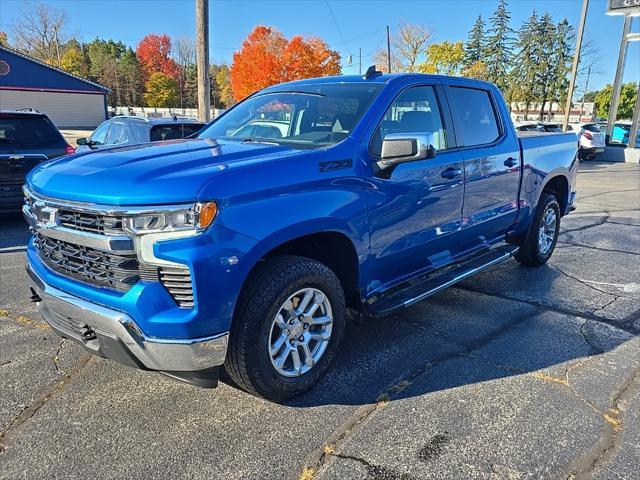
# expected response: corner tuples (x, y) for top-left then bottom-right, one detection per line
(9, 154), (25, 160)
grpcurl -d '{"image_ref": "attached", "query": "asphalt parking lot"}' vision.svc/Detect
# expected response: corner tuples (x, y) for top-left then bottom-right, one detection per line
(0, 161), (638, 480)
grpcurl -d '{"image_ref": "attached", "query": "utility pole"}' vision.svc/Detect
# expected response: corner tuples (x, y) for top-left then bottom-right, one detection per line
(628, 82), (640, 151)
(386, 25), (391, 73)
(580, 66), (591, 121)
(562, 0), (588, 131)
(196, 0), (211, 122)
(359, 47), (362, 75)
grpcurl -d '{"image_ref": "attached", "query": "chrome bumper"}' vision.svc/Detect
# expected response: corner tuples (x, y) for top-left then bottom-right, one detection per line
(26, 263), (228, 373)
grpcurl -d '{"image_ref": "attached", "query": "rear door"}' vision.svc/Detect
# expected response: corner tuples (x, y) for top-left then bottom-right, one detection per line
(446, 85), (521, 250)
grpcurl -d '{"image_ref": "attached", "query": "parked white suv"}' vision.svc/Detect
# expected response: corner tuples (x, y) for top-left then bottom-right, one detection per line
(578, 124), (605, 160)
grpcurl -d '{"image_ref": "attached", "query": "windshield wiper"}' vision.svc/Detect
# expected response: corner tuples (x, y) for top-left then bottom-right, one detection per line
(241, 137), (281, 146)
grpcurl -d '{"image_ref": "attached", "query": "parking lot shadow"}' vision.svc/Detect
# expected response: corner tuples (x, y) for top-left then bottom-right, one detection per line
(276, 266), (636, 408)
(0, 212), (30, 251)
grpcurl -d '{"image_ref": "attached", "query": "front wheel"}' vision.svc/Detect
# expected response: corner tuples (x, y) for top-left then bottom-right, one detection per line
(225, 255), (346, 401)
(515, 193), (561, 267)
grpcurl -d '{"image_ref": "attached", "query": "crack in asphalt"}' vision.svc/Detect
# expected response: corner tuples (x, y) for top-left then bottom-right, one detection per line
(577, 189), (639, 201)
(566, 365), (640, 479)
(300, 310), (539, 479)
(456, 285), (640, 336)
(556, 240), (640, 257)
(53, 339), (66, 375)
(0, 354), (92, 455)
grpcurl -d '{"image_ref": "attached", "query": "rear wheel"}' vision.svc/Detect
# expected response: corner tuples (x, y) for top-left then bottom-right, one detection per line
(515, 193), (561, 267)
(225, 255), (346, 401)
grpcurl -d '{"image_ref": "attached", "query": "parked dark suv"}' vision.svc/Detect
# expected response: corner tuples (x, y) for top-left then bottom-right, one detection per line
(0, 110), (74, 212)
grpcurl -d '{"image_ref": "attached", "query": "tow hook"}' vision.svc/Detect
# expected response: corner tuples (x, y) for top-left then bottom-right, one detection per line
(29, 287), (42, 303)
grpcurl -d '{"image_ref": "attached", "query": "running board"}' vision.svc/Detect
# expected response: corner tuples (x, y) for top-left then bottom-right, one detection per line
(367, 244), (519, 316)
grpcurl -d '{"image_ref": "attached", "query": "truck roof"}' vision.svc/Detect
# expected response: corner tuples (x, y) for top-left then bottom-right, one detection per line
(263, 72), (497, 91)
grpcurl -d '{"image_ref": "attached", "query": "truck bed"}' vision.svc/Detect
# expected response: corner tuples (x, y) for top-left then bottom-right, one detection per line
(518, 131), (578, 161)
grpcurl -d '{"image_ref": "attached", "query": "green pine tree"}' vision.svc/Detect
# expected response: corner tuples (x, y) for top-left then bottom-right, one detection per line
(464, 14), (485, 68)
(534, 12), (557, 120)
(550, 19), (575, 108)
(512, 11), (540, 119)
(484, 0), (514, 92)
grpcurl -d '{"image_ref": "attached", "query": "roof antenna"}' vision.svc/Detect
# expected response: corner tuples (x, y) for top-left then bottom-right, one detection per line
(363, 65), (382, 80)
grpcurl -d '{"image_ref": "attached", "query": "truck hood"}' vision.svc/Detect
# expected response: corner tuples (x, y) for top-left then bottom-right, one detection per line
(27, 139), (299, 205)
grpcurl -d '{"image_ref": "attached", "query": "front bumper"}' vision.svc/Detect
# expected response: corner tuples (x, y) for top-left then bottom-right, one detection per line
(27, 262), (229, 380)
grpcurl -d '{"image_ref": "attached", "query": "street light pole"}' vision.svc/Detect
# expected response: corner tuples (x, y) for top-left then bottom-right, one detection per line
(196, 0), (211, 122)
(386, 26), (391, 73)
(563, 0), (589, 131)
(606, 15), (632, 143)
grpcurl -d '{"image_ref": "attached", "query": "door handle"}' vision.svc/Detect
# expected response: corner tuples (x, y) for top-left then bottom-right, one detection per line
(441, 167), (462, 179)
(504, 157), (519, 168)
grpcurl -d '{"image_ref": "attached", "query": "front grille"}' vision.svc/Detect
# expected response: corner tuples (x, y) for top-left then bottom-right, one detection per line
(34, 233), (140, 292)
(58, 209), (124, 235)
(159, 266), (194, 308)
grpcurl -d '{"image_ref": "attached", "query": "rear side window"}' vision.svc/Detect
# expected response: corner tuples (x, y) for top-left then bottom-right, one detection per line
(449, 87), (500, 146)
(0, 115), (64, 147)
(583, 125), (601, 133)
(150, 123), (204, 141)
(130, 121), (149, 142)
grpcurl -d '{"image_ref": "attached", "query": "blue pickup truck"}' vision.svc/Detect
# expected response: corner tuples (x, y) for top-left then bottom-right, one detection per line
(23, 71), (578, 400)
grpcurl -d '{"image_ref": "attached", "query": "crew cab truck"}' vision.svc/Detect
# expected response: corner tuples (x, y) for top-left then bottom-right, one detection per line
(23, 71), (578, 401)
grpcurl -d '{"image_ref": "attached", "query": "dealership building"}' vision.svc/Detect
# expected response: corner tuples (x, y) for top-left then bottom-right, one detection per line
(0, 45), (109, 128)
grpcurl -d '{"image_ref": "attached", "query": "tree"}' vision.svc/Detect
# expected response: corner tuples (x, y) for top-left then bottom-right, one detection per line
(144, 72), (179, 107)
(511, 11), (540, 119)
(174, 37), (196, 108)
(419, 41), (465, 76)
(10, 1), (70, 66)
(136, 34), (180, 82)
(484, 0), (514, 93)
(461, 60), (489, 80)
(0, 32), (8, 46)
(230, 26), (340, 101)
(464, 15), (485, 68)
(549, 19), (574, 108)
(533, 12), (559, 120)
(281, 36), (340, 81)
(594, 83), (638, 120)
(393, 23), (432, 72)
(86, 38), (141, 107)
(215, 64), (234, 108)
(60, 45), (88, 77)
(374, 23), (432, 73)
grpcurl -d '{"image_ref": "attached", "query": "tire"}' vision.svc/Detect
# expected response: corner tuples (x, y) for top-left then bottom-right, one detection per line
(225, 255), (346, 401)
(515, 193), (561, 267)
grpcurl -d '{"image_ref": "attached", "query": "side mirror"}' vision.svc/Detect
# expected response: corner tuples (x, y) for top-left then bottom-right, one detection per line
(376, 132), (436, 175)
(76, 137), (87, 146)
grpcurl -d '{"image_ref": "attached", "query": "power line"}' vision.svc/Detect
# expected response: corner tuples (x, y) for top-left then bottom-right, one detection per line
(325, 0), (351, 56)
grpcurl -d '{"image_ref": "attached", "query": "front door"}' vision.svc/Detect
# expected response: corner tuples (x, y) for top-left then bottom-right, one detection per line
(364, 85), (465, 292)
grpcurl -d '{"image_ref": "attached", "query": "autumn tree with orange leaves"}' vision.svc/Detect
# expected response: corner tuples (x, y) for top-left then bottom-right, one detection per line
(136, 34), (180, 82)
(230, 26), (340, 101)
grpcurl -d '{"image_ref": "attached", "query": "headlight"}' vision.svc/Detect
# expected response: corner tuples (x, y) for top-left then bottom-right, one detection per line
(123, 201), (218, 234)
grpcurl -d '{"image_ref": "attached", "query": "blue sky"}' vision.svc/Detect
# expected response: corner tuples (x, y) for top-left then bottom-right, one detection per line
(1, 0), (638, 91)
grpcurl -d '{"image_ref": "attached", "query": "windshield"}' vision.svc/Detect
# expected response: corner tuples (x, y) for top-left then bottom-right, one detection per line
(198, 83), (383, 149)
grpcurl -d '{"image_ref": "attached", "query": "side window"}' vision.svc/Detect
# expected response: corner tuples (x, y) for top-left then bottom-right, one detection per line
(448, 87), (500, 146)
(106, 122), (128, 145)
(370, 86), (447, 157)
(130, 121), (148, 142)
(90, 122), (110, 145)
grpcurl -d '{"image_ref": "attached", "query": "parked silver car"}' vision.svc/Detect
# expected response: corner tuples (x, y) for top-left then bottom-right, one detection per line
(75, 116), (205, 152)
